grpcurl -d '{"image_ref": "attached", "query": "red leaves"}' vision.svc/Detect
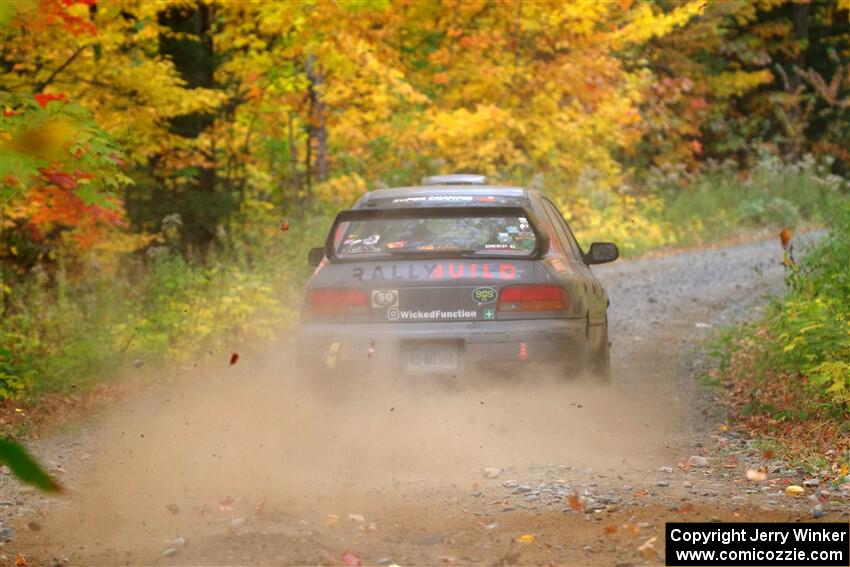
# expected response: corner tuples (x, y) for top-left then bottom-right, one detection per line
(52, 0), (97, 36)
(42, 168), (77, 190)
(33, 92), (67, 108)
(230, 353), (239, 365)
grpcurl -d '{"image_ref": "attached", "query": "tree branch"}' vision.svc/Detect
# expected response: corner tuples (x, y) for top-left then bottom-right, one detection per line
(34, 45), (87, 93)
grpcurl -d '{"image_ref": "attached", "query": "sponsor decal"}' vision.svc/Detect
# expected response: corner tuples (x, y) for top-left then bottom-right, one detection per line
(483, 308), (495, 320)
(353, 262), (520, 282)
(472, 286), (497, 304)
(391, 195), (474, 203)
(371, 289), (399, 308)
(386, 308), (477, 321)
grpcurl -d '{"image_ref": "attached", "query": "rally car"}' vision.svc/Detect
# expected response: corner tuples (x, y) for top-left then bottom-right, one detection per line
(297, 174), (619, 381)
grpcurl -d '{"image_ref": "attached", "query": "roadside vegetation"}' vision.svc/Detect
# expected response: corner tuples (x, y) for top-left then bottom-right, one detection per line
(710, 200), (850, 476)
(1, 0), (848, 430)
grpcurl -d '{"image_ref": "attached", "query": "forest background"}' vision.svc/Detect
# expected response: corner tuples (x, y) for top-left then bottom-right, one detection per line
(1, 0), (849, 464)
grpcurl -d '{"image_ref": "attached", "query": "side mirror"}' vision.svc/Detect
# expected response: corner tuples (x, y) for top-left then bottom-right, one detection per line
(585, 242), (619, 265)
(307, 247), (325, 267)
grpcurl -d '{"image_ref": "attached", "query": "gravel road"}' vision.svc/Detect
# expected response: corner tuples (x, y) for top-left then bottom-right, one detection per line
(2, 233), (846, 567)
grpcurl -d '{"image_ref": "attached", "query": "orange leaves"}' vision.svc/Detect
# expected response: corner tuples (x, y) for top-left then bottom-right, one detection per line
(432, 72), (450, 85)
(567, 492), (583, 512)
(24, 185), (124, 248)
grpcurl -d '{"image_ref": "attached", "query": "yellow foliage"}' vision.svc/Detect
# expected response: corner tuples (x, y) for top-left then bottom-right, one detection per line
(708, 70), (775, 98)
(316, 174), (369, 207)
(557, 192), (677, 254)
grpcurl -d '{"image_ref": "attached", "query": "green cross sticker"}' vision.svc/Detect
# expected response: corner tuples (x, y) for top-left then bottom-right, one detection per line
(483, 308), (495, 320)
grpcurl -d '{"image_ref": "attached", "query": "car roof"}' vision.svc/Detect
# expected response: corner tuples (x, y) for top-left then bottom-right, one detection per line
(356, 185), (534, 208)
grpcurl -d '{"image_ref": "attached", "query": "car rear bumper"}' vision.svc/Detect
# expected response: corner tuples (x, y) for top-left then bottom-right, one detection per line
(296, 318), (586, 375)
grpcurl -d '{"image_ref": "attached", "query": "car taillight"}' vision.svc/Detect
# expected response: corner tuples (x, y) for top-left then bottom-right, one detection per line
(497, 284), (569, 312)
(306, 288), (370, 316)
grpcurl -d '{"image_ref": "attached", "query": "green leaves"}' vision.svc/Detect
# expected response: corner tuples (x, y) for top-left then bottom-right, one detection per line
(0, 437), (62, 493)
(0, 91), (129, 207)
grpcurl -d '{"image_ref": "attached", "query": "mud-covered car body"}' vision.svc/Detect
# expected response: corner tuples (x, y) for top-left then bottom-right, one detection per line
(298, 176), (618, 378)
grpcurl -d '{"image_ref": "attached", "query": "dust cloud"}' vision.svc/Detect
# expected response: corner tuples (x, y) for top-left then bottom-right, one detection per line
(40, 339), (679, 557)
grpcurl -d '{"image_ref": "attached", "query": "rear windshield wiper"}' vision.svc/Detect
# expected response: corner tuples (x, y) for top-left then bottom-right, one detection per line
(383, 248), (483, 257)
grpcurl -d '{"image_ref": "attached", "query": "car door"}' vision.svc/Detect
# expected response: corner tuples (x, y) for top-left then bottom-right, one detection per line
(538, 198), (607, 325)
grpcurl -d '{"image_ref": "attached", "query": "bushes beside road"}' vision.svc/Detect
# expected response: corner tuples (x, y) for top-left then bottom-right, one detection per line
(714, 199), (850, 473)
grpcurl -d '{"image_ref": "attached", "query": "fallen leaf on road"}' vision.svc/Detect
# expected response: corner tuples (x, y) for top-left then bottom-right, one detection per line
(255, 501), (265, 514)
(219, 496), (234, 511)
(230, 353), (239, 365)
(567, 492), (583, 511)
(16, 554), (26, 566)
(341, 550), (362, 566)
(326, 514), (339, 525)
(166, 503), (180, 515)
(633, 490), (649, 497)
(785, 485), (804, 496)
(603, 525), (619, 535)
(517, 534), (535, 543)
(348, 513), (365, 523)
(638, 536), (657, 561)
(679, 504), (694, 513)
(746, 469), (768, 482)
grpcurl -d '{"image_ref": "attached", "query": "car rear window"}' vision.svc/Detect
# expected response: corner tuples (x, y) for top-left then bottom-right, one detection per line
(334, 215), (537, 259)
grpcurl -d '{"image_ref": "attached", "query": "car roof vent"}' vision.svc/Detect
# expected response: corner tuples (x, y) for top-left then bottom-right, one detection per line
(421, 174), (487, 186)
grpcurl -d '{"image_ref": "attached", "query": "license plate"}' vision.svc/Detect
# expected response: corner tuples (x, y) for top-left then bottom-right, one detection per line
(404, 344), (459, 373)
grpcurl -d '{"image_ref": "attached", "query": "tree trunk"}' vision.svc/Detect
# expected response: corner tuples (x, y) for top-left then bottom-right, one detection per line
(157, 1), (221, 260)
(306, 55), (329, 186)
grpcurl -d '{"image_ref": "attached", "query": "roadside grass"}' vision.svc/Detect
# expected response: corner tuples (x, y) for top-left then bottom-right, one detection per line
(705, 199), (850, 477)
(0, 213), (323, 408)
(564, 154), (843, 256)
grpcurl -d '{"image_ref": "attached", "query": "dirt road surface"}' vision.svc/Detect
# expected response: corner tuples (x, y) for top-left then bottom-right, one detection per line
(2, 235), (846, 567)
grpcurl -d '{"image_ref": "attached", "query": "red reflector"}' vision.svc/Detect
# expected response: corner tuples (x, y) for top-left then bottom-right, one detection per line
(497, 284), (568, 312)
(307, 288), (370, 316)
